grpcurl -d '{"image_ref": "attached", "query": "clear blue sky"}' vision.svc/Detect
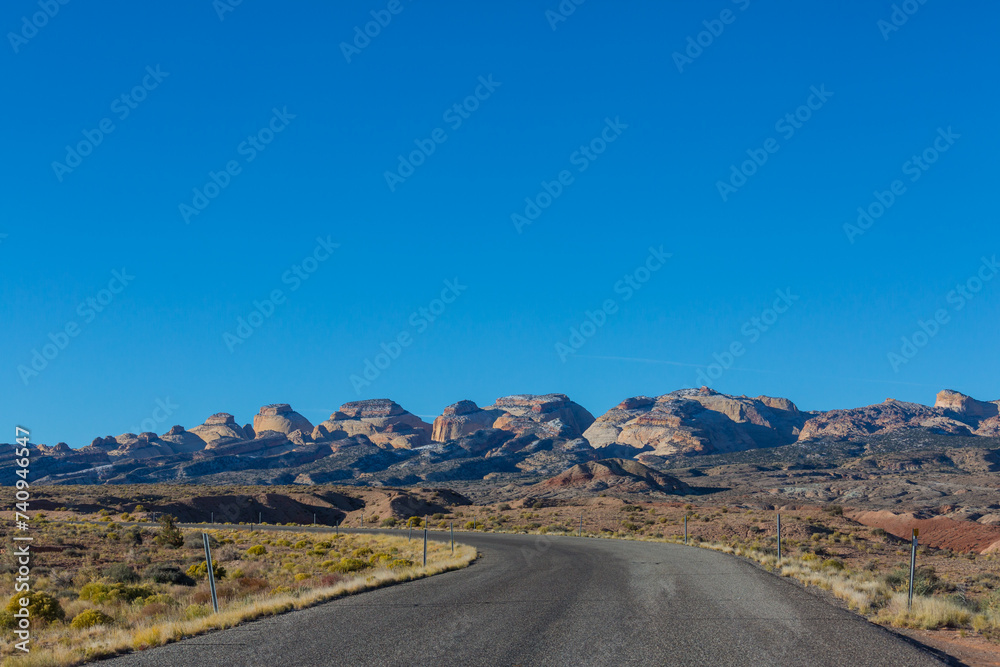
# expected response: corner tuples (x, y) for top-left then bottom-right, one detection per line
(4, 1), (998, 446)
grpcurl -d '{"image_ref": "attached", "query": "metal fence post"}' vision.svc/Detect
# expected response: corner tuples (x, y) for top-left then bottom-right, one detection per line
(579, 512), (583, 537)
(451, 521), (455, 554)
(684, 515), (688, 545)
(211, 511), (214, 524)
(776, 513), (782, 562)
(908, 528), (919, 609)
(202, 533), (219, 614)
(423, 515), (428, 567)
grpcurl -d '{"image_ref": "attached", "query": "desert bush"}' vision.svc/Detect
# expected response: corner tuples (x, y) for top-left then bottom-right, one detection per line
(103, 563), (139, 584)
(380, 517), (398, 527)
(70, 608), (114, 629)
(186, 561), (227, 580)
(184, 604), (211, 620)
(142, 593), (177, 607)
(144, 564), (196, 586)
(6, 591), (65, 624)
(388, 558), (413, 569)
(293, 540), (310, 549)
(246, 545), (267, 557)
(79, 583), (154, 604)
(215, 544), (243, 562)
(352, 547), (374, 557)
(331, 558), (367, 573)
(155, 515), (183, 548)
(821, 559), (845, 571)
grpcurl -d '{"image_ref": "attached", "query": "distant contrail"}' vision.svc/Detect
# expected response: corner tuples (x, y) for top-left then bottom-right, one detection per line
(576, 354), (941, 388)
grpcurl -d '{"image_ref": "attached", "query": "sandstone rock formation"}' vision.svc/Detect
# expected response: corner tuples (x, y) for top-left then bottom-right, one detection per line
(584, 388), (809, 457)
(798, 399), (974, 441)
(934, 390), (1000, 418)
(158, 426), (208, 454)
(537, 458), (690, 496)
(312, 399), (432, 449)
(190, 413), (248, 446)
(252, 404), (314, 438)
(431, 400), (504, 442)
(431, 394), (595, 442)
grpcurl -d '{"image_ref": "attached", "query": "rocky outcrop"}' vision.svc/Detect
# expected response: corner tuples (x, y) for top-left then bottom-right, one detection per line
(491, 394), (595, 439)
(935, 390), (999, 419)
(798, 399), (973, 441)
(431, 400), (504, 442)
(584, 388), (809, 457)
(190, 413), (248, 446)
(159, 426), (207, 454)
(312, 399), (432, 449)
(537, 458), (690, 496)
(431, 394), (595, 442)
(252, 404), (314, 438)
(108, 432), (177, 460)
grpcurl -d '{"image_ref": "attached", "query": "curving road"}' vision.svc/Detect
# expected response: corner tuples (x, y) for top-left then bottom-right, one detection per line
(98, 531), (949, 666)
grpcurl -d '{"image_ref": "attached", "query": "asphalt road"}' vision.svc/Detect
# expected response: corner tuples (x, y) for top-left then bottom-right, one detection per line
(97, 530), (950, 667)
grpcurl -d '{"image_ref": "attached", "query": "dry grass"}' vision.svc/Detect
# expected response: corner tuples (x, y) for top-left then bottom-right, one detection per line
(0, 526), (475, 667)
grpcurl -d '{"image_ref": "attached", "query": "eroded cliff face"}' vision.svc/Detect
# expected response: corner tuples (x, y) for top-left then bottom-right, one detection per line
(584, 388), (809, 457)
(312, 399), (432, 449)
(431, 394), (595, 443)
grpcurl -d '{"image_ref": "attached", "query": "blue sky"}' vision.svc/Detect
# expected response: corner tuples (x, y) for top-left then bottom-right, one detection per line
(4, 1), (998, 446)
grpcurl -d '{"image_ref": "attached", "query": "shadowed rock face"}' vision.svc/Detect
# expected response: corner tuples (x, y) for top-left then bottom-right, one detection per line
(312, 399), (432, 449)
(252, 404), (314, 438)
(584, 388), (809, 457)
(537, 458), (690, 496)
(431, 394), (596, 442)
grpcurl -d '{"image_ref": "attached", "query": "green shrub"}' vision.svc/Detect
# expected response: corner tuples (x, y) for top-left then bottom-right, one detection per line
(144, 565), (196, 586)
(70, 609), (114, 629)
(103, 563), (139, 584)
(184, 604), (211, 620)
(352, 547), (373, 558)
(186, 561), (226, 580)
(155, 514), (184, 548)
(293, 540), (310, 549)
(79, 583), (154, 604)
(142, 594), (177, 607)
(246, 545), (267, 556)
(821, 558), (845, 571)
(380, 517), (398, 527)
(331, 558), (366, 573)
(388, 558), (413, 569)
(6, 591), (65, 623)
